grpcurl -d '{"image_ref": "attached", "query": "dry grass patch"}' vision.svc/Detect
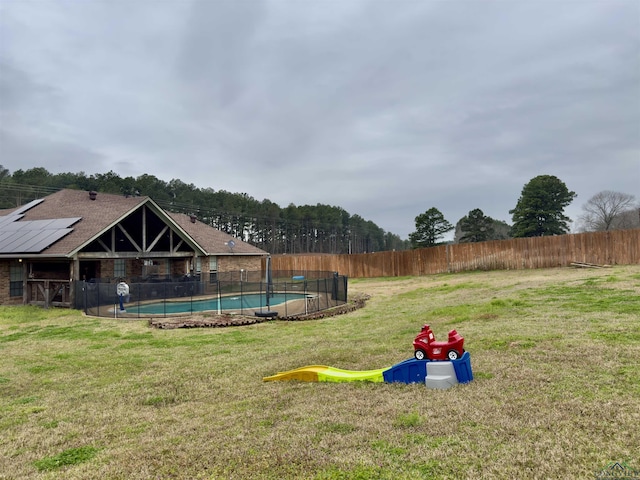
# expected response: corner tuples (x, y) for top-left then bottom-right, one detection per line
(1, 266), (639, 479)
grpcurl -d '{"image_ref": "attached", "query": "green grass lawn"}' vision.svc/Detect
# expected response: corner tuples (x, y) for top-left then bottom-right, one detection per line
(1, 266), (639, 479)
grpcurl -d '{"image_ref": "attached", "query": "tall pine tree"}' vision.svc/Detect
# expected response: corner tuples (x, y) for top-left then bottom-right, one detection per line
(458, 209), (496, 243)
(409, 207), (453, 248)
(510, 175), (576, 237)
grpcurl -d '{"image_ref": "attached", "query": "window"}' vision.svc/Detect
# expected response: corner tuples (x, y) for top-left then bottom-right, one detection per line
(209, 256), (218, 283)
(10, 261), (24, 297)
(141, 259), (158, 278)
(114, 259), (126, 279)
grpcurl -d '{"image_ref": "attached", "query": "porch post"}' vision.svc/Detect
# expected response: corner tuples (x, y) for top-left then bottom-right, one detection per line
(22, 260), (28, 305)
(70, 258), (79, 308)
(44, 280), (50, 309)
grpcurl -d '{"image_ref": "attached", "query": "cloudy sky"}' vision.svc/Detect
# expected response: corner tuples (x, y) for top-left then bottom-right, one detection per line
(1, 0), (638, 239)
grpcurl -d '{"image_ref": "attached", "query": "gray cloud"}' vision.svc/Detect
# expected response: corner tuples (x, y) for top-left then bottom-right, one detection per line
(1, 0), (638, 238)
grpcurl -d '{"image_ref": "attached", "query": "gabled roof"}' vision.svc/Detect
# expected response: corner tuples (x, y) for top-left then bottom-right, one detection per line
(0, 189), (149, 256)
(168, 211), (266, 255)
(0, 189), (267, 258)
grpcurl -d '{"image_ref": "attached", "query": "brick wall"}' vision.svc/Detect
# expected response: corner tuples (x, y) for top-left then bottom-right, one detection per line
(100, 260), (114, 281)
(0, 260), (23, 305)
(218, 256), (262, 273)
(171, 258), (189, 277)
(0, 260), (10, 304)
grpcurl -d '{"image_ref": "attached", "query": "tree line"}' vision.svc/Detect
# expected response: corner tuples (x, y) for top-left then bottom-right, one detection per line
(1, 168), (636, 253)
(409, 175), (638, 248)
(0, 166), (408, 254)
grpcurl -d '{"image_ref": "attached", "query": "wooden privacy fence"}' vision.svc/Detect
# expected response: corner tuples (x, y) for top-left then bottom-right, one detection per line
(267, 229), (640, 278)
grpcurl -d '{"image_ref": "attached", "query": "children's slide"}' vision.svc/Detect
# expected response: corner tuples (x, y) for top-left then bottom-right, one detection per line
(263, 365), (386, 383)
(263, 352), (473, 387)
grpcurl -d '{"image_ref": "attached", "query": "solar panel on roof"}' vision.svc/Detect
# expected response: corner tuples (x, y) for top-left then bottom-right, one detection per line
(3, 219), (51, 231)
(0, 214), (24, 228)
(10, 229), (73, 253)
(12, 198), (44, 216)
(2, 231), (35, 252)
(2, 218), (81, 231)
(49, 217), (81, 228)
(0, 228), (75, 254)
(12, 230), (52, 252)
(2, 231), (46, 252)
(0, 212), (81, 254)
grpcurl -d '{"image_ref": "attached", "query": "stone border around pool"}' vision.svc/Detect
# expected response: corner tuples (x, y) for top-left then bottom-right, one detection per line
(148, 293), (371, 329)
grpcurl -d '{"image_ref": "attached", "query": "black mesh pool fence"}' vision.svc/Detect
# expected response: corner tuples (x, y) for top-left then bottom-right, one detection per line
(74, 271), (348, 319)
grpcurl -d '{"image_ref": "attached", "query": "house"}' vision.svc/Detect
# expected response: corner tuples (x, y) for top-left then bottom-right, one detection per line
(0, 189), (268, 308)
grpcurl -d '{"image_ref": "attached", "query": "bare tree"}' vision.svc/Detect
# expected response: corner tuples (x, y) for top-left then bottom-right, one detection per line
(612, 207), (640, 230)
(578, 191), (638, 231)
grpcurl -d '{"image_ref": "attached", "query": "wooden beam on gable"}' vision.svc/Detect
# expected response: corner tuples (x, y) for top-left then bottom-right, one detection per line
(97, 238), (112, 253)
(147, 225), (169, 252)
(173, 238), (184, 253)
(142, 206), (147, 251)
(77, 251), (193, 259)
(117, 224), (142, 252)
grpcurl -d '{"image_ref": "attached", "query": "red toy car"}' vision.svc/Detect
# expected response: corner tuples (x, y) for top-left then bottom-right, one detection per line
(413, 324), (464, 361)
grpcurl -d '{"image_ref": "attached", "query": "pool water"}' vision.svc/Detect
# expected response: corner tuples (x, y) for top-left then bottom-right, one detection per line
(129, 293), (309, 315)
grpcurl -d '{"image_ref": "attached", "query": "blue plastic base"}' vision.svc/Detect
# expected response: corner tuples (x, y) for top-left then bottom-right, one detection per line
(382, 358), (429, 384)
(452, 351), (473, 383)
(383, 352), (473, 385)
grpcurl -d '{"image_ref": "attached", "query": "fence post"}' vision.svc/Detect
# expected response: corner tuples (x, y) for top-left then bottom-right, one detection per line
(163, 282), (167, 318)
(82, 281), (87, 314)
(284, 282), (288, 317)
(240, 279), (244, 315)
(190, 281), (194, 315)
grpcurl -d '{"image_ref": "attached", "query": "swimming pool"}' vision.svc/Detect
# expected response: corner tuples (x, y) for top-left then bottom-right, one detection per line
(129, 292), (309, 315)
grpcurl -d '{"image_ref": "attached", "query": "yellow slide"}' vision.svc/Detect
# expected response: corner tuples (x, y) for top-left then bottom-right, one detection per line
(263, 365), (386, 383)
